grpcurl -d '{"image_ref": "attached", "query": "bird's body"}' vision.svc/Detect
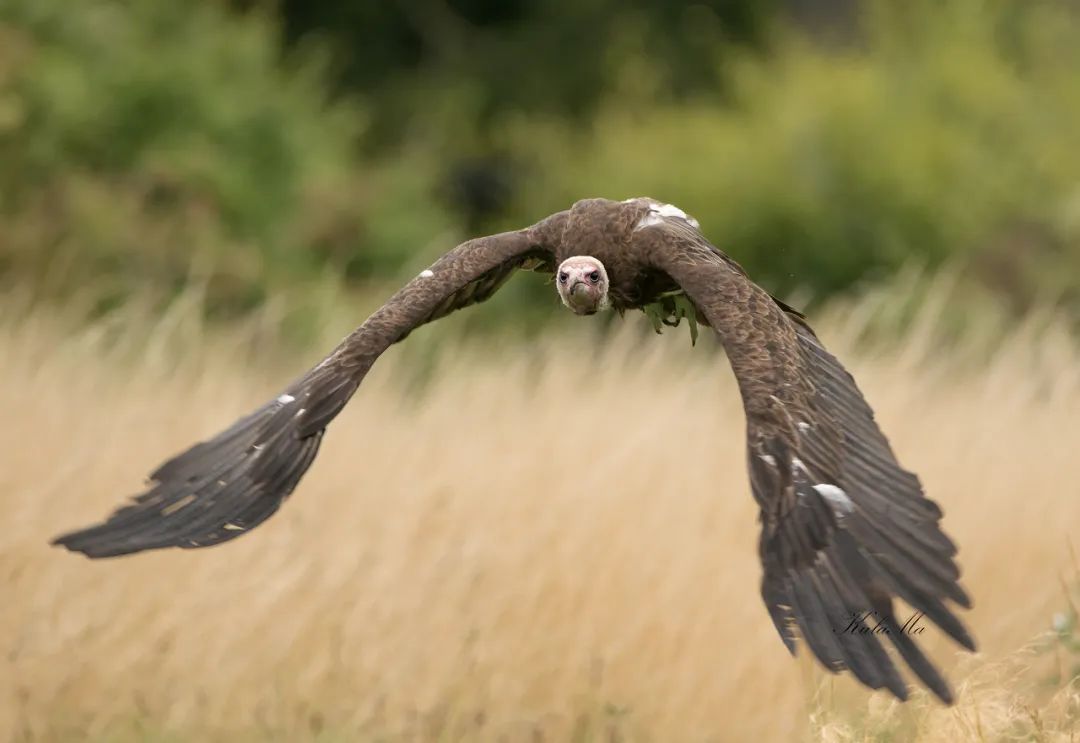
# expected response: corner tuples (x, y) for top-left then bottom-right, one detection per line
(53, 196), (975, 705)
(556, 198), (699, 312)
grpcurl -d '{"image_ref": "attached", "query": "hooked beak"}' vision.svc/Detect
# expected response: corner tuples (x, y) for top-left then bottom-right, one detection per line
(567, 281), (598, 315)
(568, 281), (591, 305)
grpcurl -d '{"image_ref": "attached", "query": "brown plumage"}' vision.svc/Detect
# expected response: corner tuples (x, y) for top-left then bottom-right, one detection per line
(53, 197), (975, 703)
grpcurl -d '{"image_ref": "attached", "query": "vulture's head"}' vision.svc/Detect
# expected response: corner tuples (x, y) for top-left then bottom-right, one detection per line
(556, 256), (610, 316)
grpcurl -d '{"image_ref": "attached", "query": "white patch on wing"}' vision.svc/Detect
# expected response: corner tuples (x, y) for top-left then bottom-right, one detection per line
(813, 483), (854, 515)
(633, 201), (700, 231)
(636, 211), (666, 229)
(791, 457), (811, 476)
(419, 269), (434, 278)
(654, 203), (689, 220)
(797, 421), (811, 433)
(760, 454), (777, 467)
(277, 393), (296, 404)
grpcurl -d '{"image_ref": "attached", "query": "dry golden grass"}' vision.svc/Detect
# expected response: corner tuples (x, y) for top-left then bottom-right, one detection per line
(1, 288), (1078, 742)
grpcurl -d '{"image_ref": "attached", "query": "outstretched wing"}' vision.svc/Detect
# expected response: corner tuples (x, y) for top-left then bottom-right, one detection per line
(53, 213), (567, 558)
(636, 214), (975, 704)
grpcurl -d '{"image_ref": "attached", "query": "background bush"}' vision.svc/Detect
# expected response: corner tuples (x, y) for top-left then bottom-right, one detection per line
(508, 0), (1080, 313)
(1, 0), (1078, 334)
(0, 0), (452, 318)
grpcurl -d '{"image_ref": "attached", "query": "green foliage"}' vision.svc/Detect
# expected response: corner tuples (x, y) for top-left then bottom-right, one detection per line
(508, 0), (1080, 313)
(271, 0), (777, 146)
(2, 0), (1080, 335)
(0, 0), (454, 317)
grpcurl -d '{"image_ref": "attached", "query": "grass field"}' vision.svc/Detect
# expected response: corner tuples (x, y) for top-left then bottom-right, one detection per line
(1, 288), (1078, 742)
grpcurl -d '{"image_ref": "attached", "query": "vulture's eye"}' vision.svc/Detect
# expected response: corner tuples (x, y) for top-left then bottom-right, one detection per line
(558, 272), (569, 284)
(589, 271), (601, 283)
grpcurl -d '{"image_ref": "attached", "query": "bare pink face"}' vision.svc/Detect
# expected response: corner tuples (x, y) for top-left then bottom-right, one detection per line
(555, 256), (610, 316)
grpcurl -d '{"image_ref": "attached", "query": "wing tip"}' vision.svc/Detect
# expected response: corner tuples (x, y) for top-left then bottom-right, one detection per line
(50, 533), (128, 559)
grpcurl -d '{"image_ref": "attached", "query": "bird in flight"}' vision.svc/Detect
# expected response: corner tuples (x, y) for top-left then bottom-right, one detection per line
(54, 197), (975, 703)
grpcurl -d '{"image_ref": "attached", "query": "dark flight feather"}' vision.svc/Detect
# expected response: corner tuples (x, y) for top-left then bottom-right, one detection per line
(641, 214), (973, 704)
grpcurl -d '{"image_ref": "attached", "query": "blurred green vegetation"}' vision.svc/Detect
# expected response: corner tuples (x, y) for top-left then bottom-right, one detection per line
(508, 0), (1080, 312)
(0, 0), (454, 320)
(267, 0), (776, 146)
(1, 0), (1079, 337)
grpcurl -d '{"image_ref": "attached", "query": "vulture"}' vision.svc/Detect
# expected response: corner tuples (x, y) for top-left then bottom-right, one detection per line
(53, 197), (975, 703)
